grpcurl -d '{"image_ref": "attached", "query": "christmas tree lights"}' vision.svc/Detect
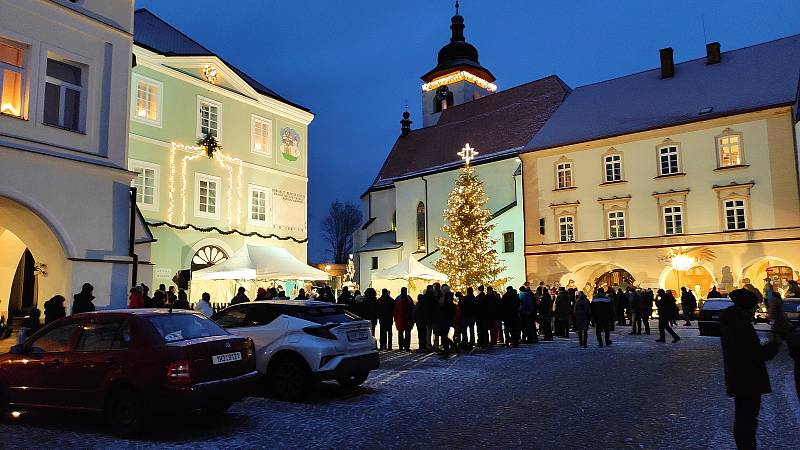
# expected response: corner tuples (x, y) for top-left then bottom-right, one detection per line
(434, 144), (507, 292)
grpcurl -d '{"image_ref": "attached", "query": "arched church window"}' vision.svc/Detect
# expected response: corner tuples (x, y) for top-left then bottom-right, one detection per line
(416, 202), (426, 251)
(191, 245), (228, 271)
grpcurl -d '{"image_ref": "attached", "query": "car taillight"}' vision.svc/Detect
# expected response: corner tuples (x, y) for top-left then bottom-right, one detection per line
(245, 337), (255, 359)
(303, 324), (338, 340)
(166, 360), (192, 386)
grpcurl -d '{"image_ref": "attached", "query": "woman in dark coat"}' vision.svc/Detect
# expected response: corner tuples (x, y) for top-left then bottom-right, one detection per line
(376, 289), (395, 350)
(363, 288), (378, 336)
(43, 295), (66, 324)
(573, 292), (591, 348)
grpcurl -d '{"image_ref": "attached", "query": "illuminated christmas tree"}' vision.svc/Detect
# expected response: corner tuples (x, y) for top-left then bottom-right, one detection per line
(434, 144), (507, 292)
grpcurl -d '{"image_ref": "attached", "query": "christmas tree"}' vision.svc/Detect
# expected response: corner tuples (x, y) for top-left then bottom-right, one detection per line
(434, 145), (507, 292)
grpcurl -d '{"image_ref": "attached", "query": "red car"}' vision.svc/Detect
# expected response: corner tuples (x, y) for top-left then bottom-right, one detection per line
(0, 309), (258, 436)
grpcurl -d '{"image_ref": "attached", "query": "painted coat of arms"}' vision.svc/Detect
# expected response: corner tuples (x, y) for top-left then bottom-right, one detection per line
(280, 127), (301, 161)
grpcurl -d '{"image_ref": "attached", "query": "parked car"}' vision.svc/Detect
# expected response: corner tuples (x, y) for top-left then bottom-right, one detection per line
(212, 300), (379, 401)
(697, 299), (734, 336)
(783, 298), (800, 325)
(0, 309), (258, 436)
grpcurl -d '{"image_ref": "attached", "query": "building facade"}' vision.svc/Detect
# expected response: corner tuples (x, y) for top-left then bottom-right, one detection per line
(0, 0), (151, 316)
(355, 9), (568, 292)
(521, 39), (800, 298)
(128, 10), (314, 300)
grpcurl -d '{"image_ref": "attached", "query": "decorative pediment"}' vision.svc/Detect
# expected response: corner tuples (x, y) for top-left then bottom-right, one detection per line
(712, 181), (755, 200)
(597, 195), (630, 211)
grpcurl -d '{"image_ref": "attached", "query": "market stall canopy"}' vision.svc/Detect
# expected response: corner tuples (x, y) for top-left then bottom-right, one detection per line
(373, 255), (448, 281)
(192, 245), (329, 281)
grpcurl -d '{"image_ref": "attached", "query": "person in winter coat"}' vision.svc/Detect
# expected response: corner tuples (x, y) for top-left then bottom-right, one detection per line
(437, 285), (456, 357)
(555, 287), (571, 338)
(394, 287), (414, 351)
(255, 287), (270, 301)
(362, 288), (379, 336)
(350, 290), (367, 319)
(707, 286), (724, 299)
(680, 287), (697, 326)
(640, 289), (654, 335)
(194, 292), (214, 317)
(128, 286), (145, 309)
(72, 283), (96, 314)
(337, 286), (353, 308)
(414, 292), (427, 351)
(151, 290), (166, 308)
(615, 288), (628, 326)
(17, 308), (42, 344)
(230, 287), (249, 305)
(422, 285), (439, 350)
(167, 286), (178, 305)
(141, 284), (152, 308)
(655, 289), (681, 343)
(720, 288), (780, 449)
(475, 286), (489, 347)
(295, 288), (308, 300)
(741, 278), (764, 305)
(628, 288), (643, 335)
(538, 288), (554, 341)
(376, 288), (395, 350)
(459, 287), (477, 349)
(486, 287), (502, 346)
(574, 292), (591, 348)
(43, 295), (66, 325)
(501, 286), (521, 347)
(590, 289), (613, 348)
(173, 289), (190, 310)
(519, 286), (537, 344)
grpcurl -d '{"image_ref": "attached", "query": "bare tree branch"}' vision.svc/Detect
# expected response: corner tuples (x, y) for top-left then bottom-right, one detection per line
(322, 200), (363, 263)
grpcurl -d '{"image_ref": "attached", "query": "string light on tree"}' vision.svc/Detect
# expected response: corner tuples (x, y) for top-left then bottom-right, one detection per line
(434, 144), (507, 292)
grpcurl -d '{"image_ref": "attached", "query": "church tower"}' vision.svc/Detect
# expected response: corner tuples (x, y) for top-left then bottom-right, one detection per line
(421, 1), (496, 127)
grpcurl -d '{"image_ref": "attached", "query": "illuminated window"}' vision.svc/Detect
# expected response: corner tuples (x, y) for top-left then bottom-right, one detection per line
(0, 38), (25, 118)
(607, 210), (625, 239)
(658, 145), (680, 175)
(604, 154), (622, 182)
(503, 232), (515, 253)
(556, 162), (573, 189)
(129, 159), (159, 211)
(718, 134), (742, 167)
(248, 185), (270, 225)
(559, 216), (575, 242)
(416, 202), (426, 251)
(663, 205), (683, 235)
(198, 97), (220, 138)
(43, 56), (84, 131)
(132, 75), (161, 126)
(195, 173), (220, 219)
(251, 115), (272, 156)
(724, 199), (746, 230)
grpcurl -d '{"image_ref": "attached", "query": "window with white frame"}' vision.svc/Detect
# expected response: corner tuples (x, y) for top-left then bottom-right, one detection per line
(607, 210), (625, 239)
(251, 115), (272, 156)
(198, 97), (220, 138)
(663, 205), (683, 235)
(195, 174), (220, 219)
(604, 154), (622, 182)
(718, 134), (742, 167)
(559, 216), (575, 242)
(658, 145), (680, 176)
(248, 185), (270, 225)
(0, 38), (25, 118)
(43, 56), (84, 131)
(724, 199), (747, 230)
(132, 75), (162, 125)
(556, 162), (574, 189)
(129, 160), (159, 211)
(503, 232), (515, 253)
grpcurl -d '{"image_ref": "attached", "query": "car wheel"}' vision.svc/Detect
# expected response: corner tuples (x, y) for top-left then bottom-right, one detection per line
(106, 388), (146, 437)
(201, 401), (232, 417)
(268, 357), (309, 401)
(337, 371), (369, 389)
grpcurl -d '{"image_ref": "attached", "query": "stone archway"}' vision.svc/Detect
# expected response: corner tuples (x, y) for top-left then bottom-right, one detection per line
(560, 261), (637, 297)
(740, 257), (797, 296)
(659, 264), (716, 298)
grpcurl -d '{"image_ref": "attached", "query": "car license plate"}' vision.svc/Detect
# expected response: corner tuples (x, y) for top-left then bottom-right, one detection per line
(347, 329), (369, 341)
(212, 352), (242, 365)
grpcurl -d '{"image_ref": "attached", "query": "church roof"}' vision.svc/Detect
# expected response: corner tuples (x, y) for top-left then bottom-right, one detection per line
(367, 75), (570, 192)
(133, 9), (310, 112)
(526, 34), (800, 152)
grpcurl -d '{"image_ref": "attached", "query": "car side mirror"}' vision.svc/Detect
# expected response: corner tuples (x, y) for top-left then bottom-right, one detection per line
(9, 344), (24, 355)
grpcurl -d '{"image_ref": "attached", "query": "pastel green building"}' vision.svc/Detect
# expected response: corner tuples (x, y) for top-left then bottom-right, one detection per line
(128, 10), (314, 301)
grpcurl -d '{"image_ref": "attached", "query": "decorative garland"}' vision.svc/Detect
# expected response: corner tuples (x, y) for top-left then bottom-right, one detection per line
(147, 221), (308, 243)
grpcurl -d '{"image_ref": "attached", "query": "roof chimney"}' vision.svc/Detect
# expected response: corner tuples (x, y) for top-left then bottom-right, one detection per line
(400, 111), (412, 136)
(660, 47), (674, 79)
(706, 42), (721, 65)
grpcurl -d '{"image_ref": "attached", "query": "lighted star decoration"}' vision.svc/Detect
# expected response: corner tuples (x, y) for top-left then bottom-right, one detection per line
(458, 143), (479, 166)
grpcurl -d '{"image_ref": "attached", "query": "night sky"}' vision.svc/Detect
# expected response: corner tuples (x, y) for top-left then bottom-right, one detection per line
(134, 0), (800, 263)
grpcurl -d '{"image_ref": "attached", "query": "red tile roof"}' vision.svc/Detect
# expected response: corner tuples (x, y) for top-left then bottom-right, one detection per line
(369, 75), (570, 192)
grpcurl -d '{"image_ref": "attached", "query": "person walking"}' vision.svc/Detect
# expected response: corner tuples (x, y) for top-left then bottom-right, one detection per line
(459, 287), (477, 349)
(681, 287), (697, 326)
(437, 285), (456, 358)
(72, 283), (96, 314)
(519, 286), (537, 344)
(655, 289), (681, 343)
(394, 287), (414, 351)
(128, 285), (145, 309)
(43, 295), (66, 325)
(377, 288), (395, 350)
(501, 286), (521, 348)
(574, 291), (591, 348)
(230, 287), (249, 305)
(555, 287), (571, 338)
(720, 288), (780, 449)
(173, 289), (190, 309)
(591, 289), (613, 348)
(363, 288), (378, 336)
(194, 292), (214, 317)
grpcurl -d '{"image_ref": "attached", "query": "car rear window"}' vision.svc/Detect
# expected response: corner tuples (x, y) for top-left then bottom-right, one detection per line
(702, 300), (734, 311)
(783, 301), (800, 313)
(290, 306), (360, 325)
(148, 314), (228, 342)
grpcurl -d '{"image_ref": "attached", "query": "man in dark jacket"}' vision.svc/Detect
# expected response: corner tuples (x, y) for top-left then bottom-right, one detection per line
(680, 287), (697, 326)
(538, 289), (554, 341)
(721, 288), (780, 449)
(640, 288), (654, 335)
(555, 287), (571, 338)
(475, 286), (489, 347)
(43, 295), (66, 324)
(460, 287), (477, 349)
(486, 287), (501, 346)
(363, 288), (378, 336)
(628, 288), (643, 335)
(376, 288), (395, 350)
(590, 289), (613, 347)
(337, 286), (353, 308)
(422, 286), (439, 350)
(519, 286), (537, 344)
(615, 288), (628, 326)
(437, 286), (456, 357)
(501, 286), (521, 347)
(230, 287), (249, 305)
(655, 289), (680, 343)
(72, 283), (96, 314)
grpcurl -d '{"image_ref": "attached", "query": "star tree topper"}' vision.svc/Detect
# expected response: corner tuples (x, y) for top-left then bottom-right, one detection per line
(457, 143), (479, 166)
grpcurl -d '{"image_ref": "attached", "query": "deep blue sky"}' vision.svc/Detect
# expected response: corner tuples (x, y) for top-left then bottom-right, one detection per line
(135, 0), (800, 263)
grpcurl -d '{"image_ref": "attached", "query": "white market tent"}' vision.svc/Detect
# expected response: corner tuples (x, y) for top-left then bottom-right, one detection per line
(193, 244), (329, 281)
(373, 255), (447, 282)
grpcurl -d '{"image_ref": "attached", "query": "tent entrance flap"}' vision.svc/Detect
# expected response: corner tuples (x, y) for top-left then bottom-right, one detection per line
(192, 245), (329, 281)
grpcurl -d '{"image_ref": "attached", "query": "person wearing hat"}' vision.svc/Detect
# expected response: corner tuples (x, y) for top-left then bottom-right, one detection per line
(720, 288), (780, 449)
